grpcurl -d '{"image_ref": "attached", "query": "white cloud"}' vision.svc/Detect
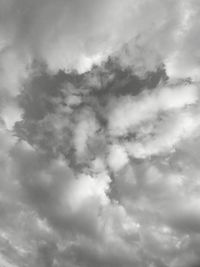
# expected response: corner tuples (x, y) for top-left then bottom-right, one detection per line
(63, 172), (111, 212)
(125, 111), (199, 158)
(1, 101), (22, 130)
(108, 83), (198, 136)
(107, 144), (129, 172)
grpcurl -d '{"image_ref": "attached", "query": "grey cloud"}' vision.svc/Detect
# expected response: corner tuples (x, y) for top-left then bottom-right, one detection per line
(10, 66), (200, 267)
(1, 1), (200, 267)
(0, 0), (186, 85)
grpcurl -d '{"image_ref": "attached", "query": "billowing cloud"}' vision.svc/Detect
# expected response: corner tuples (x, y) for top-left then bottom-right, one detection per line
(7, 61), (199, 266)
(1, 0), (200, 267)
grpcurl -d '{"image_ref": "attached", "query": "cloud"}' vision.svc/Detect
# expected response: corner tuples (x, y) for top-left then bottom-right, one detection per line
(107, 143), (129, 172)
(108, 83), (198, 136)
(0, 0), (200, 101)
(8, 59), (200, 266)
(73, 108), (100, 159)
(0, 0), (192, 81)
(2, 0), (200, 266)
(125, 110), (199, 158)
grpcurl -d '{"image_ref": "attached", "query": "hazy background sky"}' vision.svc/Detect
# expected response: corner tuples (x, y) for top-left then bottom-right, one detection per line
(1, 0), (200, 266)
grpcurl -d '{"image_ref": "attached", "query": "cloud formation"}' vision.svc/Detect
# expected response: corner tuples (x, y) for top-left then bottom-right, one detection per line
(1, 0), (200, 267)
(1, 0), (200, 88)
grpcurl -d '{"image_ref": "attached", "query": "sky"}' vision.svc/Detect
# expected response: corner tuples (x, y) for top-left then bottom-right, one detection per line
(1, 0), (200, 266)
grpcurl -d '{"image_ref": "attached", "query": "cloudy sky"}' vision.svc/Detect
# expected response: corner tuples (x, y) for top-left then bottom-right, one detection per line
(1, 0), (200, 266)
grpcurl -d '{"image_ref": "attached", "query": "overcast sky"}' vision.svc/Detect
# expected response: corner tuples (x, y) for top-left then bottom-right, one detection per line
(1, 0), (200, 266)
